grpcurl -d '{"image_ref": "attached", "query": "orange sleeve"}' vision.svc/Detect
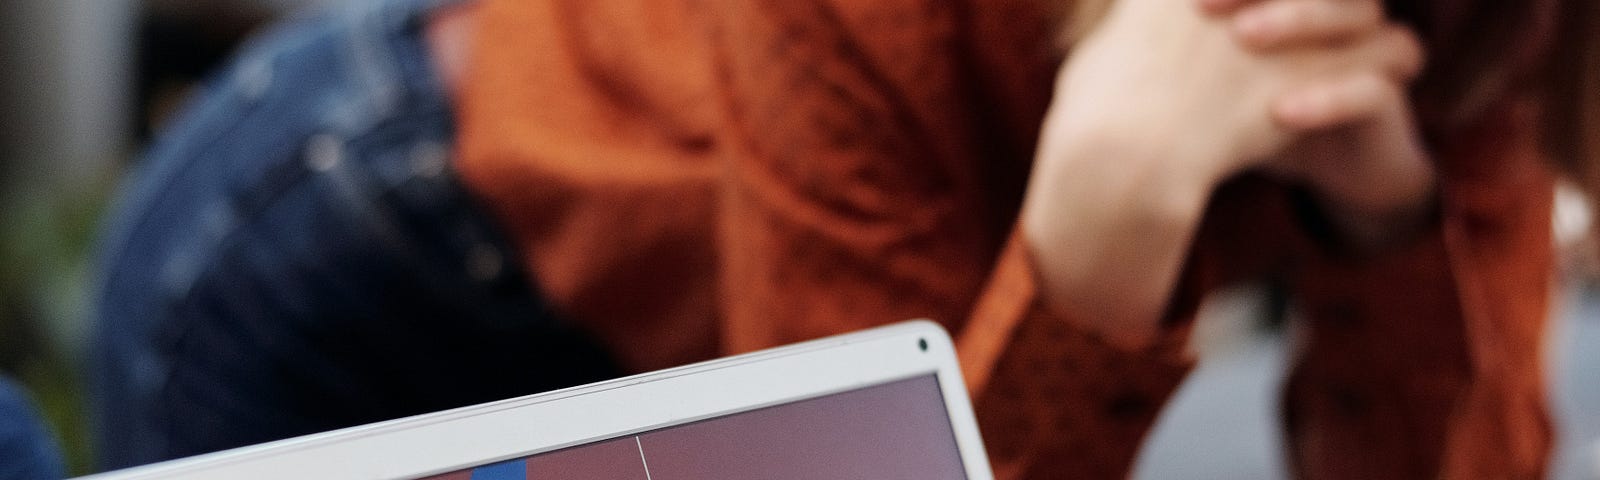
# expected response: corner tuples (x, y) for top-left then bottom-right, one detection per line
(955, 173), (1304, 479)
(704, 3), (1554, 480)
(707, 3), (1213, 477)
(462, 0), (1556, 476)
(707, 0), (1063, 357)
(956, 232), (1199, 479)
(707, 3), (1217, 478)
(1279, 102), (1556, 479)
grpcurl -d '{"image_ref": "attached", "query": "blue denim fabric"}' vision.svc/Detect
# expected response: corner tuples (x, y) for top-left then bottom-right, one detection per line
(91, 0), (620, 471)
(0, 377), (62, 480)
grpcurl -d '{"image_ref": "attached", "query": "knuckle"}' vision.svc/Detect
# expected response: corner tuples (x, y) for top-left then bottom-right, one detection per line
(1351, 72), (1389, 92)
(1202, 0), (1248, 14)
(1353, 74), (1403, 111)
(1327, 74), (1387, 115)
(1358, 25), (1425, 80)
(1385, 26), (1427, 75)
(1354, 0), (1384, 25)
(1311, 0), (1377, 31)
(1280, 1), (1318, 29)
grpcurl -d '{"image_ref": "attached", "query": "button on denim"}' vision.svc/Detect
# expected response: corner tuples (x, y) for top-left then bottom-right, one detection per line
(91, 0), (620, 470)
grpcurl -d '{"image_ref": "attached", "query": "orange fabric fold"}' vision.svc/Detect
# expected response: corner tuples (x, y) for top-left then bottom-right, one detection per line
(456, 1), (1556, 477)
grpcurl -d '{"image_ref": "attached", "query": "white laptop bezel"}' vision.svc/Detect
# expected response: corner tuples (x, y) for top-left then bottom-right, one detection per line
(81, 320), (993, 480)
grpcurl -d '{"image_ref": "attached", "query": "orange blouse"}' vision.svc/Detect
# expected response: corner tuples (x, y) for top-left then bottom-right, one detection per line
(453, 1), (1555, 478)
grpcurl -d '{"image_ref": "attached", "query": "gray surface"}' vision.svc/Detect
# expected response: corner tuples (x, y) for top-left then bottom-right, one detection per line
(1134, 288), (1600, 480)
(1553, 289), (1600, 480)
(1133, 323), (1291, 480)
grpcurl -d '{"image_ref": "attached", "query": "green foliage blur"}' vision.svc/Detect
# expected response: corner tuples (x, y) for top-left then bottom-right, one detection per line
(0, 165), (121, 475)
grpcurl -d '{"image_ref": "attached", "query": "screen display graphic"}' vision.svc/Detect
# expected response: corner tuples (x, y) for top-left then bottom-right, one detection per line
(417, 374), (967, 480)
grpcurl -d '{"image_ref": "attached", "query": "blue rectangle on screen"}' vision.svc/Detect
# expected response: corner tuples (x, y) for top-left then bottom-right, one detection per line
(470, 459), (525, 480)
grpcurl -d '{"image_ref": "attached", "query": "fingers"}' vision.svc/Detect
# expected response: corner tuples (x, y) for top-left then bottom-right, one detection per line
(1198, 0), (1253, 15)
(1371, 25), (1425, 81)
(1273, 72), (1399, 131)
(1230, 0), (1384, 50)
(1204, 0), (1422, 80)
(1273, 23), (1424, 131)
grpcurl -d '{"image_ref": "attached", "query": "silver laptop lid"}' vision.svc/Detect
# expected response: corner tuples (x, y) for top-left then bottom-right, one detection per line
(82, 320), (994, 480)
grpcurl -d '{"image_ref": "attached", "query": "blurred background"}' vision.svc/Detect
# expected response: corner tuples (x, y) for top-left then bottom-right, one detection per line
(0, 0), (338, 473)
(0, 0), (1594, 478)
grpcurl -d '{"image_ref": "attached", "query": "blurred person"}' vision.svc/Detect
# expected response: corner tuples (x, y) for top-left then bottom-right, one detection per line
(92, 0), (623, 468)
(89, 0), (1595, 479)
(137, 0), (351, 139)
(0, 376), (63, 480)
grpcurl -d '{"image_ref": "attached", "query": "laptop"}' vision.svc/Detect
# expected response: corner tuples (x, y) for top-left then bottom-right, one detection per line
(82, 320), (995, 479)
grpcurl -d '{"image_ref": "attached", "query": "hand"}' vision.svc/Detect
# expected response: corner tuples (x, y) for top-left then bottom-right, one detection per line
(1202, 0), (1385, 51)
(1207, 0), (1436, 248)
(1273, 97), (1436, 249)
(1045, 0), (1421, 178)
(1021, 0), (1416, 346)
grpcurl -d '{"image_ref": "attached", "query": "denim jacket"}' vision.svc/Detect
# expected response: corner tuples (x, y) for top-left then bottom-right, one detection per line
(92, 0), (616, 470)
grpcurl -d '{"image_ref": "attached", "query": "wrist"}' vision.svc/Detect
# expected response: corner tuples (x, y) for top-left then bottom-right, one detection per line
(1296, 180), (1439, 254)
(1020, 122), (1219, 346)
(1027, 120), (1228, 225)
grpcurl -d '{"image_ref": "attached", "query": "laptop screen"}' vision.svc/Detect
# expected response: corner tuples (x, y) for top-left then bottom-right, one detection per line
(417, 374), (968, 480)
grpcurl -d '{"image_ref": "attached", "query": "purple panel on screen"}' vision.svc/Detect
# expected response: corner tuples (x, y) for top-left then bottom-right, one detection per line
(637, 375), (966, 480)
(525, 437), (647, 480)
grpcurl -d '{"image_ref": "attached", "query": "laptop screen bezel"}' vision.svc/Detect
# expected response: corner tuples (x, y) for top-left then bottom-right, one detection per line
(81, 320), (993, 480)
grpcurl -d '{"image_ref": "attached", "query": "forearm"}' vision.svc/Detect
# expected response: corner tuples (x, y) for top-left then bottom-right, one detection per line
(1020, 121), (1224, 349)
(1017, 0), (1428, 348)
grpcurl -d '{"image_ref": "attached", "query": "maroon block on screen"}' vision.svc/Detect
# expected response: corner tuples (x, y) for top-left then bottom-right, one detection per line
(417, 374), (967, 480)
(636, 375), (966, 480)
(525, 437), (646, 480)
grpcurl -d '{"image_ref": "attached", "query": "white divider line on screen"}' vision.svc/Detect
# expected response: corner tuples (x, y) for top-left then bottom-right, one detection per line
(636, 436), (654, 480)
